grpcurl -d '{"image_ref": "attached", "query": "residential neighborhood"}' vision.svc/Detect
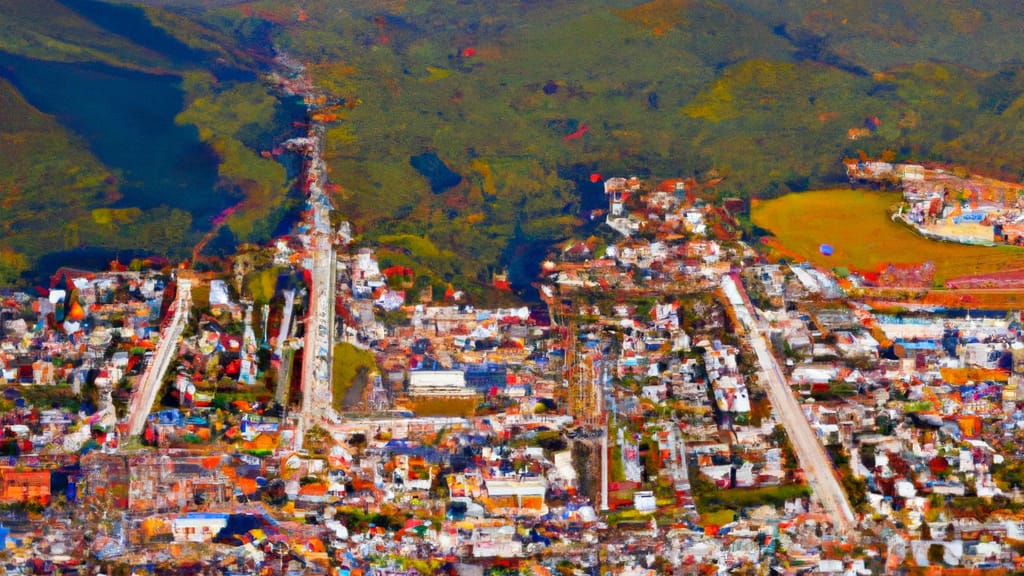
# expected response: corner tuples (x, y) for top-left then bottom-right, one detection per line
(2, 168), (1024, 576)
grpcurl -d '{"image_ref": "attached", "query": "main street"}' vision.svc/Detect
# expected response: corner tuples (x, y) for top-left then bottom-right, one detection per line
(294, 122), (338, 451)
(269, 55), (344, 451)
(721, 274), (856, 532)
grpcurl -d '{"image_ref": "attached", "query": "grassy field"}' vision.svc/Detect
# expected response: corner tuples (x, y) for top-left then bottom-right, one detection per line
(698, 508), (735, 528)
(404, 397), (479, 418)
(751, 189), (1024, 284)
(331, 342), (379, 413)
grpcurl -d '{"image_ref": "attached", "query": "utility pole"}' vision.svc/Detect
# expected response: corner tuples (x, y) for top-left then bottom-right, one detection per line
(600, 430), (609, 511)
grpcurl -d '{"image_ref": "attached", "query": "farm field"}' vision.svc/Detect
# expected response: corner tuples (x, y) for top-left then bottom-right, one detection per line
(751, 189), (1024, 284)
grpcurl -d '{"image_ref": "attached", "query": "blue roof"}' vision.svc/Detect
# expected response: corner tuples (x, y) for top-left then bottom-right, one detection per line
(895, 340), (938, 350)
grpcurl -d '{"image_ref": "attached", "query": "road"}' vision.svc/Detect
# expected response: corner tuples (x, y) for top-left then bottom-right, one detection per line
(126, 278), (192, 437)
(293, 122), (339, 450)
(721, 274), (856, 532)
(273, 289), (296, 405)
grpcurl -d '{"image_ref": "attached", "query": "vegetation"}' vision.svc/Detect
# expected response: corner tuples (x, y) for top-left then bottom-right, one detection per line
(405, 396), (478, 418)
(175, 81), (295, 241)
(0, 0), (174, 69)
(827, 445), (869, 512)
(195, 0), (1024, 291)
(243, 266), (281, 305)
(303, 424), (331, 455)
(333, 507), (410, 533)
(752, 189), (1024, 283)
(948, 494), (1024, 515)
(11, 1), (1024, 290)
(331, 342), (379, 413)
(0, 77), (119, 282)
(0, 1), (279, 285)
(691, 468), (811, 512)
(698, 508), (735, 528)
(992, 458), (1024, 491)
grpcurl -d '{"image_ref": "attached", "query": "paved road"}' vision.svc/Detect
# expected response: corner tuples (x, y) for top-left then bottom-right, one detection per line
(274, 289), (296, 405)
(127, 279), (192, 436)
(721, 275), (855, 532)
(294, 124), (338, 450)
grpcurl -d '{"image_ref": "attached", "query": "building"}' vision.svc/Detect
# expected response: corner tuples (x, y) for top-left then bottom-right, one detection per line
(0, 468), (51, 505)
(408, 370), (478, 399)
(171, 513), (230, 543)
(484, 477), (548, 515)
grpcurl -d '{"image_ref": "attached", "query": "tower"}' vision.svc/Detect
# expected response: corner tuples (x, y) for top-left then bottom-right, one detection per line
(605, 178), (626, 217)
(238, 302), (258, 386)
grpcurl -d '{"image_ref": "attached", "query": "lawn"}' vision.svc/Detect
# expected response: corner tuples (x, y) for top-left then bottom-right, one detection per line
(692, 474), (812, 512)
(331, 342), (379, 413)
(751, 189), (1024, 284)
(698, 508), (735, 528)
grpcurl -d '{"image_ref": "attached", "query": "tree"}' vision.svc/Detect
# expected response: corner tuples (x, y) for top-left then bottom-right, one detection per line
(875, 414), (895, 436)
(305, 425), (331, 455)
(348, 433), (367, 453)
(262, 478), (287, 506)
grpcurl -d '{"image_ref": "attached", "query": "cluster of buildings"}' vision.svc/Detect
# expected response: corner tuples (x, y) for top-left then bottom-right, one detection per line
(846, 159), (1024, 249)
(0, 269), (180, 458)
(535, 175), (1024, 573)
(4, 169), (1024, 575)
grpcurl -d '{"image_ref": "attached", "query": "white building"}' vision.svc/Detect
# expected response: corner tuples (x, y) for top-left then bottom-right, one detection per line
(171, 513), (229, 543)
(408, 370), (478, 399)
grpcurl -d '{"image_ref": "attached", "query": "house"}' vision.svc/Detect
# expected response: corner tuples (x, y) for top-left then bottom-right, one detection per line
(32, 360), (55, 386)
(470, 523), (523, 558)
(896, 164), (926, 182)
(563, 241), (592, 262)
(240, 433), (279, 455)
(791, 364), (839, 386)
(909, 540), (963, 567)
(408, 370), (478, 399)
(171, 513), (230, 543)
(484, 477), (548, 515)
(0, 467), (51, 505)
(447, 473), (484, 499)
(391, 454), (435, 491)
(713, 376), (750, 414)
(296, 482), (331, 504)
(633, 491), (657, 513)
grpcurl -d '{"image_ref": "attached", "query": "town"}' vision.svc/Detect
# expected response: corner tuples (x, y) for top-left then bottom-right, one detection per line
(4, 152), (1024, 575)
(3, 58), (1024, 576)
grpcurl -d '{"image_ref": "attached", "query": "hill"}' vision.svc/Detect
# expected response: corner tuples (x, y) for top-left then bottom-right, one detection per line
(8, 1), (1024, 291)
(187, 0), (1024, 293)
(0, 0), (294, 284)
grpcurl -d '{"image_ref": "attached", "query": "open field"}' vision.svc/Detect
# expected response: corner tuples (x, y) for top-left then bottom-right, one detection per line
(945, 269), (1024, 289)
(332, 342), (379, 413)
(752, 189), (1024, 284)
(860, 289), (1024, 310)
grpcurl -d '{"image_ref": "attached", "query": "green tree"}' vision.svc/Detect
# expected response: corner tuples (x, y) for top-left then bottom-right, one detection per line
(304, 425), (331, 455)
